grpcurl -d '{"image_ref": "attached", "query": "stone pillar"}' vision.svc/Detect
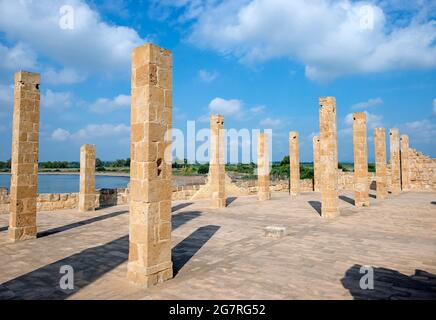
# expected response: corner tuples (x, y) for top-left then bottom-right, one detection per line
(389, 128), (401, 195)
(209, 114), (226, 208)
(319, 97), (339, 218)
(257, 133), (271, 201)
(400, 134), (410, 191)
(374, 128), (388, 199)
(352, 112), (369, 207)
(78, 144), (96, 212)
(127, 43), (173, 287)
(8, 71), (40, 242)
(312, 135), (320, 192)
(289, 131), (300, 196)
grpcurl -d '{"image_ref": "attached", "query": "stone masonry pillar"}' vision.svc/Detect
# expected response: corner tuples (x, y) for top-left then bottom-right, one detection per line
(400, 134), (410, 191)
(289, 131), (300, 196)
(209, 114), (226, 208)
(352, 112), (369, 207)
(319, 97), (339, 218)
(374, 128), (388, 199)
(258, 133), (271, 201)
(79, 144), (96, 212)
(389, 128), (401, 195)
(312, 135), (320, 192)
(127, 43), (173, 287)
(8, 71), (40, 242)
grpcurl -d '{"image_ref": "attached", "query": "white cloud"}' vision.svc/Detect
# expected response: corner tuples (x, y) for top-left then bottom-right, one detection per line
(403, 119), (436, 144)
(0, 0), (148, 76)
(198, 69), (218, 83)
(351, 97), (383, 110)
(42, 68), (85, 85)
(259, 117), (282, 127)
(51, 128), (71, 141)
(250, 105), (265, 114)
(50, 123), (130, 142)
(181, 0), (436, 82)
(89, 94), (130, 113)
(41, 90), (73, 110)
(208, 97), (243, 118)
(0, 42), (37, 73)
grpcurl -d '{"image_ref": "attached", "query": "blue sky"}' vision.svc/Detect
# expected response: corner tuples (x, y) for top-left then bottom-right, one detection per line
(0, 0), (435, 162)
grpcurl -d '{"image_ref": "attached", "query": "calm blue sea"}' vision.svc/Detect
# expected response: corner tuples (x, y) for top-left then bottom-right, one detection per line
(0, 174), (129, 194)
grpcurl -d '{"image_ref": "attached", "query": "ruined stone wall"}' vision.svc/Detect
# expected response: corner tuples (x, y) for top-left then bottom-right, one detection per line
(408, 149), (436, 191)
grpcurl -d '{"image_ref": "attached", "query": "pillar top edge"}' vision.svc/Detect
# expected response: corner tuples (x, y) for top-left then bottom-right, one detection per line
(81, 144), (96, 149)
(15, 71), (40, 84)
(319, 96), (336, 107)
(352, 112), (366, 118)
(210, 114), (224, 120)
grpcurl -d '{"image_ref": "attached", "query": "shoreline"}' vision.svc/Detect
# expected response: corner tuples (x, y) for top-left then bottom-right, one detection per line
(0, 171), (130, 177)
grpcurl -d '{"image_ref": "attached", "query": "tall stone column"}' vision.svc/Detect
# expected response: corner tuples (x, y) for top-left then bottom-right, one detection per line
(79, 144), (96, 212)
(209, 114), (226, 208)
(319, 97), (339, 218)
(257, 133), (271, 201)
(389, 128), (401, 195)
(289, 131), (300, 196)
(352, 112), (369, 207)
(8, 71), (40, 242)
(400, 134), (410, 191)
(374, 128), (388, 199)
(312, 135), (320, 192)
(127, 43), (173, 287)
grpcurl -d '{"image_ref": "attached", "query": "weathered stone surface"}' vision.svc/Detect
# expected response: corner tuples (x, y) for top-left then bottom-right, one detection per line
(352, 112), (369, 207)
(390, 129), (401, 195)
(374, 128), (388, 199)
(257, 133), (271, 201)
(79, 144), (96, 212)
(400, 135), (410, 191)
(319, 97), (339, 218)
(128, 43), (173, 287)
(8, 71), (40, 242)
(209, 115), (226, 208)
(408, 149), (436, 191)
(312, 135), (320, 192)
(289, 131), (300, 196)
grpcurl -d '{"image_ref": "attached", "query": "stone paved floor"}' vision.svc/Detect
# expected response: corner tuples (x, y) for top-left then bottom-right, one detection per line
(0, 191), (435, 300)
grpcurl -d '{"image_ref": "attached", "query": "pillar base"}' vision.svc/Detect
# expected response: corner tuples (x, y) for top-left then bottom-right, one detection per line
(78, 194), (96, 212)
(127, 262), (173, 288)
(211, 198), (226, 208)
(355, 201), (370, 207)
(8, 226), (37, 242)
(321, 209), (340, 219)
(258, 192), (271, 201)
(290, 191), (300, 196)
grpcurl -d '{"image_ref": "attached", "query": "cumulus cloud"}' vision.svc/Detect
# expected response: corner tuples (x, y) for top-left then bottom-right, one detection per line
(51, 123), (130, 142)
(250, 105), (265, 114)
(42, 68), (86, 85)
(89, 94), (130, 113)
(402, 119), (436, 144)
(259, 117), (283, 127)
(0, 0), (148, 77)
(165, 0), (436, 82)
(351, 97), (383, 110)
(208, 97), (243, 118)
(198, 69), (218, 83)
(0, 42), (37, 74)
(41, 90), (73, 110)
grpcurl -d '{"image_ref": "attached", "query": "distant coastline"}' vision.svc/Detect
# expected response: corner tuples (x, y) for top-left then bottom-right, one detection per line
(0, 171), (130, 177)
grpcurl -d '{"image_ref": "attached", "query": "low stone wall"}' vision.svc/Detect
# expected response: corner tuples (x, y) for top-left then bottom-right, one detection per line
(409, 149), (436, 191)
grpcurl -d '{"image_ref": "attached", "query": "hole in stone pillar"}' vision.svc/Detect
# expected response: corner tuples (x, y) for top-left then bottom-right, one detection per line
(157, 158), (163, 177)
(35, 84), (40, 90)
(353, 117), (356, 120)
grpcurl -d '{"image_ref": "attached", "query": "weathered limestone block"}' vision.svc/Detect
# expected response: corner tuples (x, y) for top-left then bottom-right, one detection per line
(79, 144), (96, 212)
(352, 112), (369, 207)
(209, 114), (226, 208)
(319, 97), (339, 218)
(127, 43), (173, 287)
(8, 71), (40, 242)
(374, 128), (388, 199)
(400, 134), (410, 191)
(289, 131), (300, 196)
(258, 133), (271, 201)
(389, 128), (401, 194)
(312, 135), (320, 192)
